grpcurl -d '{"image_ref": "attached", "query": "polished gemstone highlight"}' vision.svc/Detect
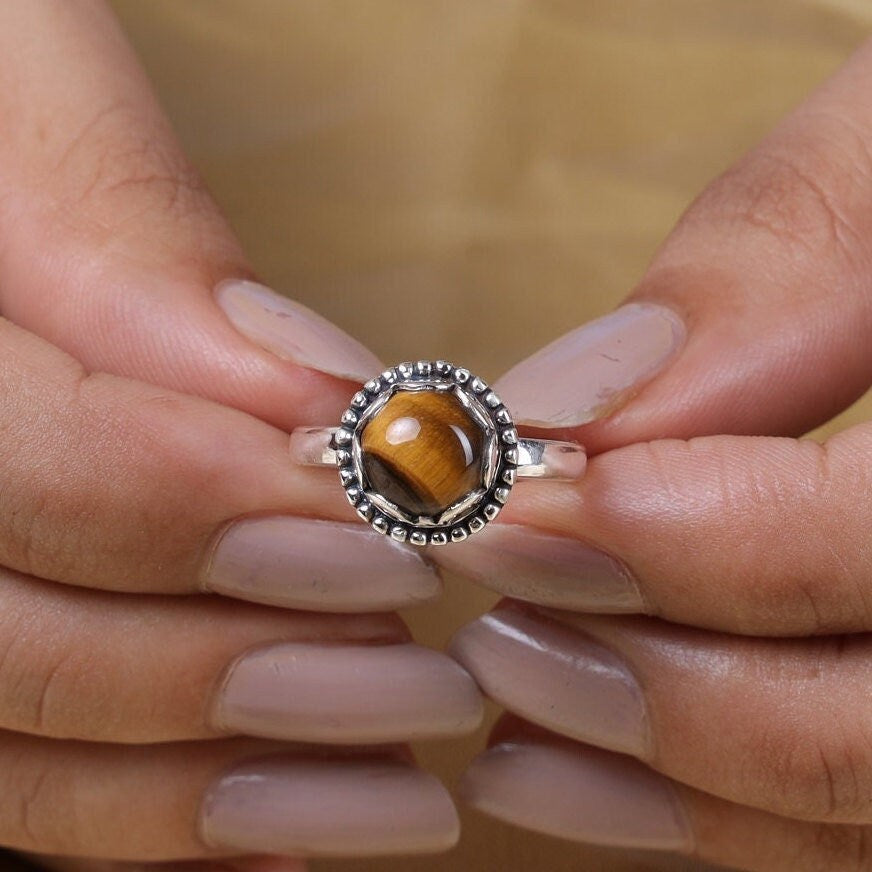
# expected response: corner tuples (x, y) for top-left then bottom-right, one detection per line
(361, 389), (485, 516)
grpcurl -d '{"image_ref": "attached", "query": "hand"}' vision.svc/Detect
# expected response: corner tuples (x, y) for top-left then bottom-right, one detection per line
(442, 35), (872, 872)
(0, 2), (483, 869)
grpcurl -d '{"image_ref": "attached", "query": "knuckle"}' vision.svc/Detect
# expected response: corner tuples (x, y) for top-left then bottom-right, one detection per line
(0, 470), (75, 583)
(694, 125), (869, 278)
(745, 152), (854, 252)
(0, 615), (74, 737)
(53, 99), (209, 226)
(0, 365), (107, 583)
(24, 649), (107, 738)
(18, 767), (50, 847)
(9, 759), (64, 851)
(762, 439), (872, 634)
(0, 366), (195, 590)
(763, 724), (872, 822)
(0, 578), (137, 742)
(764, 572), (858, 637)
(809, 822), (872, 872)
(618, 439), (700, 522)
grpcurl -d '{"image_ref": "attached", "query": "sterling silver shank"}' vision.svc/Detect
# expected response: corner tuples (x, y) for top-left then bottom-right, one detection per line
(290, 427), (586, 481)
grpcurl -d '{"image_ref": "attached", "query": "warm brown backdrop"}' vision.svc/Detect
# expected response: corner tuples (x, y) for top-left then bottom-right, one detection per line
(110, 2), (872, 870)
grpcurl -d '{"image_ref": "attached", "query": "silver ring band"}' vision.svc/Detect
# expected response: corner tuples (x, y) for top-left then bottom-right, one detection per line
(290, 427), (586, 481)
(290, 359), (586, 546)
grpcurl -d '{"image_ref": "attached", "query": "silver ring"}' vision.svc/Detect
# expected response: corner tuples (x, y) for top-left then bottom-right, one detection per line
(290, 360), (586, 546)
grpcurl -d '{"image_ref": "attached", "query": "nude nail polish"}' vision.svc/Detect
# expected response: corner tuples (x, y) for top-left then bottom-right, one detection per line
(449, 603), (650, 756)
(212, 641), (483, 743)
(200, 755), (460, 857)
(204, 516), (441, 612)
(494, 302), (685, 427)
(460, 737), (693, 851)
(434, 522), (645, 612)
(215, 279), (383, 381)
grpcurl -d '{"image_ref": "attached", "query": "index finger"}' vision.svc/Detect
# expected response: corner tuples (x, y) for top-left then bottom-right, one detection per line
(494, 36), (872, 453)
(0, 0), (380, 431)
(438, 37), (872, 629)
(0, 318), (438, 610)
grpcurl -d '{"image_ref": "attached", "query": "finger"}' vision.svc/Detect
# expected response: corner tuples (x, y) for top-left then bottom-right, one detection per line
(438, 418), (872, 634)
(452, 602), (872, 824)
(461, 720), (872, 872)
(0, 735), (458, 861)
(0, 0), (381, 430)
(29, 855), (306, 872)
(0, 318), (438, 610)
(0, 570), (481, 744)
(492, 38), (872, 455)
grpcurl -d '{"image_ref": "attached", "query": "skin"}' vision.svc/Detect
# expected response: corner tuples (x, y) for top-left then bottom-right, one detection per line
(445, 29), (872, 872)
(0, 1), (430, 870)
(3, 2), (872, 872)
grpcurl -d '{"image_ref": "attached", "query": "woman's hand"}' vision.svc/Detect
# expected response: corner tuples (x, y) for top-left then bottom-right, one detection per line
(0, 2), (483, 869)
(442, 35), (872, 872)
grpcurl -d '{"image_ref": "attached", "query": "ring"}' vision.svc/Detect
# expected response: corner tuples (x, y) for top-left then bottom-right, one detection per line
(290, 360), (586, 546)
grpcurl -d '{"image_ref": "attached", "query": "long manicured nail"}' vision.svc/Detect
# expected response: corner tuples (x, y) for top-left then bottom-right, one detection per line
(200, 755), (460, 857)
(495, 302), (685, 427)
(212, 641), (483, 743)
(435, 523), (645, 612)
(449, 604), (649, 756)
(460, 737), (693, 851)
(204, 516), (441, 612)
(215, 279), (383, 381)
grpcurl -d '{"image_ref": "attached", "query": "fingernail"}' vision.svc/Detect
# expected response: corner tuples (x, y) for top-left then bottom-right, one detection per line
(215, 279), (383, 382)
(204, 516), (441, 612)
(200, 755), (460, 857)
(212, 641), (483, 743)
(495, 302), (685, 427)
(449, 603), (649, 756)
(460, 737), (693, 851)
(434, 523), (645, 612)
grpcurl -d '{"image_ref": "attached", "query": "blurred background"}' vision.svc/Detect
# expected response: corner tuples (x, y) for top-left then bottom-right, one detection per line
(108, 2), (872, 869)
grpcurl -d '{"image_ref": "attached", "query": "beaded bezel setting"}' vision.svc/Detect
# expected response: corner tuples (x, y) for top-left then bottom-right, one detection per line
(331, 360), (517, 545)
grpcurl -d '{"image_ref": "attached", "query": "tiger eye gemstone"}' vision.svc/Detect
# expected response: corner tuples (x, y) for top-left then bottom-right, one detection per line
(360, 390), (484, 516)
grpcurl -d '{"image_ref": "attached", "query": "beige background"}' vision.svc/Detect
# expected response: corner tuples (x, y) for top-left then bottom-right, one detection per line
(110, 2), (872, 870)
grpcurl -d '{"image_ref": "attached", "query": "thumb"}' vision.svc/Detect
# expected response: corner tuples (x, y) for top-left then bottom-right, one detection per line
(27, 854), (306, 872)
(434, 38), (872, 617)
(495, 36), (872, 454)
(0, 0), (380, 430)
(26, 853), (306, 872)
